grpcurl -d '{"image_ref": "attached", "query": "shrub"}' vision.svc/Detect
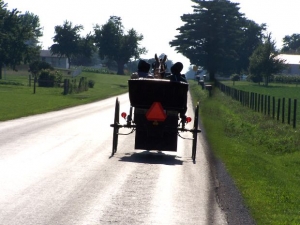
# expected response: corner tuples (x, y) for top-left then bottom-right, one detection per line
(38, 69), (63, 87)
(88, 80), (95, 88)
(29, 61), (54, 77)
(230, 74), (240, 81)
(248, 73), (263, 84)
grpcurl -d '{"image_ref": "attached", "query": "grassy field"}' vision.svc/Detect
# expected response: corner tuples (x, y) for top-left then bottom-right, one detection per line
(220, 80), (300, 128)
(221, 80), (300, 102)
(0, 68), (129, 121)
(189, 81), (300, 225)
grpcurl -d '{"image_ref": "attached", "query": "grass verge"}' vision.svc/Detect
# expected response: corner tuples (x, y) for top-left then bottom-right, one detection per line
(189, 81), (300, 225)
(0, 71), (129, 121)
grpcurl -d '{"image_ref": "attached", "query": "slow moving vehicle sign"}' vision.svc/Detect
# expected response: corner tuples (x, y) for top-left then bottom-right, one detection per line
(146, 102), (167, 121)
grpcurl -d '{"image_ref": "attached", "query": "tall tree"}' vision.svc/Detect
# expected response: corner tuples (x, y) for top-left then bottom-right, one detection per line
(94, 16), (147, 75)
(71, 32), (96, 66)
(237, 20), (266, 74)
(50, 21), (84, 69)
(281, 33), (300, 54)
(0, 1), (41, 79)
(170, 0), (253, 80)
(249, 34), (287, 86)
(19, 11), (43, 62)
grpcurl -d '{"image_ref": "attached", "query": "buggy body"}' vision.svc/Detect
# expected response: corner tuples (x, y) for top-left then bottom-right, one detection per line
(110, 78), (200, 161)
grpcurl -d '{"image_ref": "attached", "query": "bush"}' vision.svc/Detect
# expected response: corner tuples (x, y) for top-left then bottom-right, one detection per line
(248, 73), (263, 83)
(88, 80), (95, 88)
(230, 73), (240, 81)
(38, 69), (63, 87)
(29, 61), (54, 76)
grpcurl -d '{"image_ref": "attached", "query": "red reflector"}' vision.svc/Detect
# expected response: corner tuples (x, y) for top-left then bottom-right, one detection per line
(121, 112), (127, 118)
(146, 102), (167, 121)
(186, 117), (192, 123)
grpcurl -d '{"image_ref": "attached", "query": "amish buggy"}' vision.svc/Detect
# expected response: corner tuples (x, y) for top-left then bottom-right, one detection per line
(110, 78), (201, 161)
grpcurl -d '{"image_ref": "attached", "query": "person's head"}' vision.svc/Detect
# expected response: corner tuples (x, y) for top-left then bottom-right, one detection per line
(171, 62), (183, 75)
(138, 60), (150, 73)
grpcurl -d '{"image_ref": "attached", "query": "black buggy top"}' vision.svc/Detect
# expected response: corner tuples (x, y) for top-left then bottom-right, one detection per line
(128, 78), (188, 111)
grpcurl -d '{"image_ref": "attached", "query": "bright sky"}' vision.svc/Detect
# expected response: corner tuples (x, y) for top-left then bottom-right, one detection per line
(6, 0), (300, 73)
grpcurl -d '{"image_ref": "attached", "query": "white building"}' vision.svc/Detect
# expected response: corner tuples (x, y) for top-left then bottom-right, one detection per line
(278, 54), (300, 75)
(40, 50), (69, 69)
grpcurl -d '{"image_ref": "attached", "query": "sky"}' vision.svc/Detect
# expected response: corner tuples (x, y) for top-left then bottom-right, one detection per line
(5, 0), (300, 73)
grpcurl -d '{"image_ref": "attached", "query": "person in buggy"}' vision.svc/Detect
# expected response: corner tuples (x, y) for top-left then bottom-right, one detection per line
(131, 60), (152, 79)
(166, 62), (187, 83)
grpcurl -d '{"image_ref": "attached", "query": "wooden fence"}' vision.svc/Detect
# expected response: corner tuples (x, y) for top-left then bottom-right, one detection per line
(63, 77), (88, 95)
(215, 80), (297, 129)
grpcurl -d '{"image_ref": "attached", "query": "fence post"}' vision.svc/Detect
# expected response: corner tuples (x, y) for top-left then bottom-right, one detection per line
(63, 79), (69, 95)
(258, 94), (261, 112)
(255, 93), (258, 111)
(277, 99), (281, 121)
(264, 95), (267, 115)
(205, 85), (213, 97)
(282, 98), (285, 123)
(250, 92), (252, 109)
(288, 98), (291, 125)
(293, 99), (297, 128)
(272, 97), (275, 119)
(268, 96), (270, 116)
(199, 80), (205, 90)
(261, 95), (264, 113)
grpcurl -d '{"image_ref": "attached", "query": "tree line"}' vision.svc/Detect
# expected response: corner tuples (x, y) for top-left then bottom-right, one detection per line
(0, 1), (147, 77)
(2, 0), (300, 81)
(0, 1), (42, 79)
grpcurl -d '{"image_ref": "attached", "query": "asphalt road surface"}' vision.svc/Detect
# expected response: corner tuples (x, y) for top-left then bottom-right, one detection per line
(0, 93), (255, 225)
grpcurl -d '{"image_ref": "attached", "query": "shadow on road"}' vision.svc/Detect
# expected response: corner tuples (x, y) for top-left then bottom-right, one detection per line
(118, 151), (183, 166)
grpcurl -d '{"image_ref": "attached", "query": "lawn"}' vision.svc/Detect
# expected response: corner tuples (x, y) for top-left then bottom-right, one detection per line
(0, 68), (129, 121)
(220, 80), (300, 128)
(189, 80), (300, 225)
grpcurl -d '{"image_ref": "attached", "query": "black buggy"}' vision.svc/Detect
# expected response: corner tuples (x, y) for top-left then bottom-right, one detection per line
(110, 78), (201, 161)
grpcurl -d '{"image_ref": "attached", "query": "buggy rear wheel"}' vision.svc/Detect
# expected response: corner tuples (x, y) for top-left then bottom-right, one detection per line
(112, 98), (120, 156)
(192, 102), (199, 161)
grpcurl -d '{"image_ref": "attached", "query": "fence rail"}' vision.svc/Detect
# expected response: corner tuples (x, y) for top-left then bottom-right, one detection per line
(215, 80), (297, 129)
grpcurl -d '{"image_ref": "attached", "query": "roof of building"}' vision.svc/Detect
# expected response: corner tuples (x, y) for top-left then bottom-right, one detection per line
(278, 54), (300, 65)
(40, 50), (65, 58)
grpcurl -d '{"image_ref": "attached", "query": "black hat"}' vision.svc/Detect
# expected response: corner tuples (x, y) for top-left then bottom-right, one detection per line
(138, 60), (150, 73)
(171, 62), (183, 75)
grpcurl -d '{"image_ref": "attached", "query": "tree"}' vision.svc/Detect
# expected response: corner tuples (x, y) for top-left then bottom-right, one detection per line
(50, 21), (84, 69)
(94, 16), (147, 75)
(19, 11), (43, 62)
(170, 0), (263, 80)
(71, 32), (96, 66)
(249, 34), (287, 86)
(281, 33), (300, 53)
(237, 20), (266, 74)
(28, 60), (53, 93)
(0, 1), (42, 79)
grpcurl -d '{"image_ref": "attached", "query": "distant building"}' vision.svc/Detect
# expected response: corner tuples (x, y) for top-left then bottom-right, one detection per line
(278, 54), (300, 75)
(40, 50), (69, 69)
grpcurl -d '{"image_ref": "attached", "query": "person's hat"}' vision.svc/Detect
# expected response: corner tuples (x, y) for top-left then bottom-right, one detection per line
(138, 60), (150, 73)
(171, 62), (183, 75)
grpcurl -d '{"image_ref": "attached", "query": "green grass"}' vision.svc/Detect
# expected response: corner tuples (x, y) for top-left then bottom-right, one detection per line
(221, 80), (300, 127)
(189, 81), (300, 225)
(222, 80), (300, 99)
(0, 69), (129, 121)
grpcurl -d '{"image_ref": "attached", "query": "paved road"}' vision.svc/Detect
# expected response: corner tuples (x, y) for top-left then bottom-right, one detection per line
(0, 93), (254, 225)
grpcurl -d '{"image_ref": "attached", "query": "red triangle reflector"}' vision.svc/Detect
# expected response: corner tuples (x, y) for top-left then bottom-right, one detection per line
(146, 102), (167, 121)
